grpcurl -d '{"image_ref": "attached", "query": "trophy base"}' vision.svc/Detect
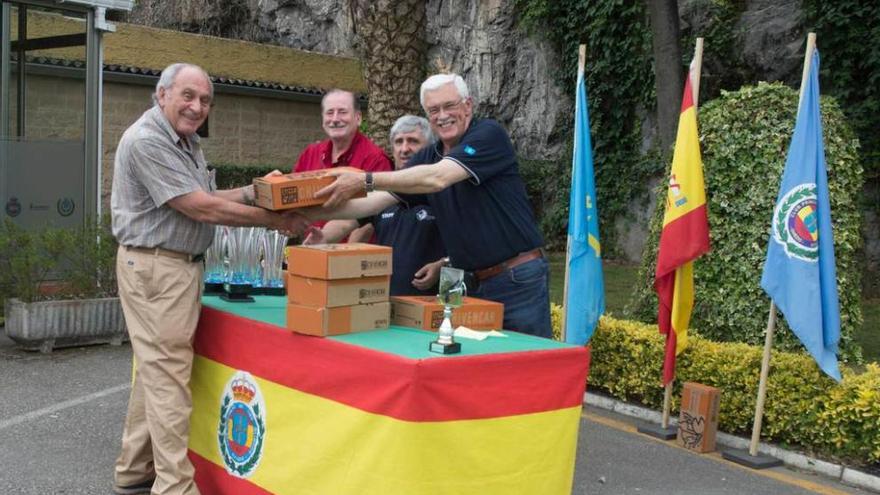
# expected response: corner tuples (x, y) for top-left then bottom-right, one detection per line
(221, 283), (254, 303)
(428, 340), (461, 354)
(203, 282), (224, 295)
(258, 287), (286, 296)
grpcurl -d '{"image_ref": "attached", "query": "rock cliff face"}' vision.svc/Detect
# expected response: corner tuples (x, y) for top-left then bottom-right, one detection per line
(257, 0), (567, 159)
(255, 0), (880, 276)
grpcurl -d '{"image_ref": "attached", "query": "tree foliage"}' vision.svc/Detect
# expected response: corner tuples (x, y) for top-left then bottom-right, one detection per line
(627, 82), (864, 361)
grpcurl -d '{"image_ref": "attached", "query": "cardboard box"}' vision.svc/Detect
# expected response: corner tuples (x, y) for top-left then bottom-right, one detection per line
(287, 302), (390, 336)
(677, 382), (721, 453)
(390, 296), (504, 331)
(253, 167), (365, 210)
(288, 274), (390, 307)
(288, 243), (392, 280)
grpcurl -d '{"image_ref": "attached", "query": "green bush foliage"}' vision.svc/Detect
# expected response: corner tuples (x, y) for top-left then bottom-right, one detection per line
(628, 82), (864, 361)
(514, 0), (659, 254)
(211, 163), (280, 190)
(552, 304), (880, 465)
(0, 218), (118, 304)
(804, 0), (880, 188)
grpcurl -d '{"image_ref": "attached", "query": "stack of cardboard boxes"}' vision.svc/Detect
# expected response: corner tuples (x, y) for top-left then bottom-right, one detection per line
(286, 243), (393, 336)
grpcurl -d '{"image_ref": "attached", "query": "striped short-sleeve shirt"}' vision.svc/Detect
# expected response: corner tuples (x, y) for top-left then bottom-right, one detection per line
(111, 106), (216, 255)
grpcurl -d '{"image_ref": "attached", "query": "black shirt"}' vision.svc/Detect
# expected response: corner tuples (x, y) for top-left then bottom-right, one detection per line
(366, 204), (446, 296)
(396, 119), (544, 271)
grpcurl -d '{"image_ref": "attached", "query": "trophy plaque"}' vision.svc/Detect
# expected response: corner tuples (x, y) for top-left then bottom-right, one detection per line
(429, 267), (465, 354)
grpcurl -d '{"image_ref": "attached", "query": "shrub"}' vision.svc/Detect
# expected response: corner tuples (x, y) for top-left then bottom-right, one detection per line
(211, 162), (280, 189)
(0, 218), (118, 304)
(627, 82), (864, 361)
(555, 304), (880, 465)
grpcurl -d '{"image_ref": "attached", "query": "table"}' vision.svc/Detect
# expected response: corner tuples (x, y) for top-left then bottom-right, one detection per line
(188, 296), (590, 495)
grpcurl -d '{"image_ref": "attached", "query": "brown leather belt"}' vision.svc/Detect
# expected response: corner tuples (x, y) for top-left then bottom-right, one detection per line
(474, 248), (544, 281)
(124, 245), (204, 263)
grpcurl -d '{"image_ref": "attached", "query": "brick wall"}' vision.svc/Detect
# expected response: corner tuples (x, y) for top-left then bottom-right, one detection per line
(18, 73), (327, 210)
(98, 80), (325, 209)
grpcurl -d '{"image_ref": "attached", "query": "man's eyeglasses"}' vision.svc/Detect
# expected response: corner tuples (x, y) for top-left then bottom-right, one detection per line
(426, 98), (465, 117)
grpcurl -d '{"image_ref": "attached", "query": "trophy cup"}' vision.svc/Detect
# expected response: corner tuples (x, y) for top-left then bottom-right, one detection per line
(429, 266), (466, 354)
(221, 226), (255, 302)
(203, 227), (226, 295)
(259, 229), (288, 296)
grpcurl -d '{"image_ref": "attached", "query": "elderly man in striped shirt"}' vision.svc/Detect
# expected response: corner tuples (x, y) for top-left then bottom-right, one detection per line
(109, 63), (307, 495)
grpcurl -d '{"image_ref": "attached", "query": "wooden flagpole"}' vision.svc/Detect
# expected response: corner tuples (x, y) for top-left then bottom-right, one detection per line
(561, 43), (587, 343)
(746, 32), (816, 458)
(660, 37), (704, 431)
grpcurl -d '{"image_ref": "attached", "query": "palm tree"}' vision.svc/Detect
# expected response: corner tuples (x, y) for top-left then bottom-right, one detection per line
(349, 0), (427, 150)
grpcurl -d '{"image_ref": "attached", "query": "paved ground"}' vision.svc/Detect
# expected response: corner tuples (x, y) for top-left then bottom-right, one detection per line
(0, 331), (872, 495)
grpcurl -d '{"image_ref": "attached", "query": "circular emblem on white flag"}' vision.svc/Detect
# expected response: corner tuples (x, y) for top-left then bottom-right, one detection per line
(772, 183), (819, 262)
(218, 371), (266, 478)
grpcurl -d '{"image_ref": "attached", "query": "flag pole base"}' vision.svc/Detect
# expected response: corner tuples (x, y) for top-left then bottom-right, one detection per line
(721, 448), (783, 469)
(636, 423), (677, 440)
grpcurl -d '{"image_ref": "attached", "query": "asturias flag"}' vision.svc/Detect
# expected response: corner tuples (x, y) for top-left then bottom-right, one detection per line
(654, 68), (711, 386)
(760, 50), (841, 381)
(564, 66), (604, 345)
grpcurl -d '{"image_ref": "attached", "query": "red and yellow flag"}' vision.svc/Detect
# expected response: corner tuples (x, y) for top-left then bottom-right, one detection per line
(654, 71), (710, 386)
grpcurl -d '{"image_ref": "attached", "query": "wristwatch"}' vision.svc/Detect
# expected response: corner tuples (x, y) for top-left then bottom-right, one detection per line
(364, 172), (375, 193)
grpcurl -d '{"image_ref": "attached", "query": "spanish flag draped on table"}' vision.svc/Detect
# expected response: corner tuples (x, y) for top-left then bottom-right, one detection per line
(654, 64), (711, 386)
(187, 296), (590, 495)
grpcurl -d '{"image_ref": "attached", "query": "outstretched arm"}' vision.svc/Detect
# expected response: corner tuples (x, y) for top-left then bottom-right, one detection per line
(315, 160), (470, 209)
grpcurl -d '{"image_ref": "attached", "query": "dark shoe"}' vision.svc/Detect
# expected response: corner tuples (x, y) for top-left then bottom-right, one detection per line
(112, 478), (154, 495)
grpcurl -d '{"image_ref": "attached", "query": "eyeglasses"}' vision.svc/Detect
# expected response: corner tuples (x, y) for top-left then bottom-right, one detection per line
(426, 98), (465, 117)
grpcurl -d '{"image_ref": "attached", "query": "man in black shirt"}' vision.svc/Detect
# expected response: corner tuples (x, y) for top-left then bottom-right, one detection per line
(311, 74), (551, 338)
(303, 115), (446, 295)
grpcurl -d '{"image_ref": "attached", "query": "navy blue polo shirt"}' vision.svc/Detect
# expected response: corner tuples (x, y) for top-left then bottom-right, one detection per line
(395, 119), (544, 271)
(363, 204), (446, 296)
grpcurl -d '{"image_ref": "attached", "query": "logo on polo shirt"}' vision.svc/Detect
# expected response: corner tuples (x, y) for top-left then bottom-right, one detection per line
(218, 371), (266, 478)
(464, 145), (476, 155)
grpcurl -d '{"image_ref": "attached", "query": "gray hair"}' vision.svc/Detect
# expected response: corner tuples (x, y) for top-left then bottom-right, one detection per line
(389, 115), (433, 145)
(419, 73), (470, 109)
(152, 63), (214, 104)
(322, 88), (361, 113)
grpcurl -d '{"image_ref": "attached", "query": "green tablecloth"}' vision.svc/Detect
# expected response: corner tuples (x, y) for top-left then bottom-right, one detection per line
(202, 294), (573, 359)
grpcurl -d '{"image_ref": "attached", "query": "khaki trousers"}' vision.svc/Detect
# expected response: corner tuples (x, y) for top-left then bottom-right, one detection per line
(114, 246), (203, 495)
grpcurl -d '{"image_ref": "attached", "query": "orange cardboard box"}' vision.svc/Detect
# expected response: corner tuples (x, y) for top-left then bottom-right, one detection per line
(288, 274), (390, 307)
(677, 382), (721, 453)
(288, 243), (392, 280)
(390, 295), (504, 331)
(253, 167), (365, 210)
(287, 302), (390, 337)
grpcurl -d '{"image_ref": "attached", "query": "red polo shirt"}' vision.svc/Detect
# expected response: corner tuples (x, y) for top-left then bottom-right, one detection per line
(293, 131), (392, 173)
(293, 132), (392, 239)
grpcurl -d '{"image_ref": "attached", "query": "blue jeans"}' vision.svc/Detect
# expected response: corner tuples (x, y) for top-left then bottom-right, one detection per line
(471, 257), (552, 338)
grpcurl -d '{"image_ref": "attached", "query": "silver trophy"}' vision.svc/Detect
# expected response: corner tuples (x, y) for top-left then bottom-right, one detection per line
(429, 266), (466, 354)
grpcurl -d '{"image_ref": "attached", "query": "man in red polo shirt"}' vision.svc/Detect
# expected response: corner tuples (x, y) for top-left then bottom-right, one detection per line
(294, 88), (391, 240)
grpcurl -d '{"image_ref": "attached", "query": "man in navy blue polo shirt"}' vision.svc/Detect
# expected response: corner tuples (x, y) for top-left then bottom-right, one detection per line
(303, 115), (447, 296)
(311, 74), (551, 338)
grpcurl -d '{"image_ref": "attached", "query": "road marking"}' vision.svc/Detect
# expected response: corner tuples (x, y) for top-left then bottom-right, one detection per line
(0, 383), (130, 431)
(582, 410), (855, 495)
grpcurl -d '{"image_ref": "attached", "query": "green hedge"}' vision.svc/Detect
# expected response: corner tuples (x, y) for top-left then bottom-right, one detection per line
(628, 82), (864, 361)
(551, 305), (880, 465)
(211, 163), (281, 190)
